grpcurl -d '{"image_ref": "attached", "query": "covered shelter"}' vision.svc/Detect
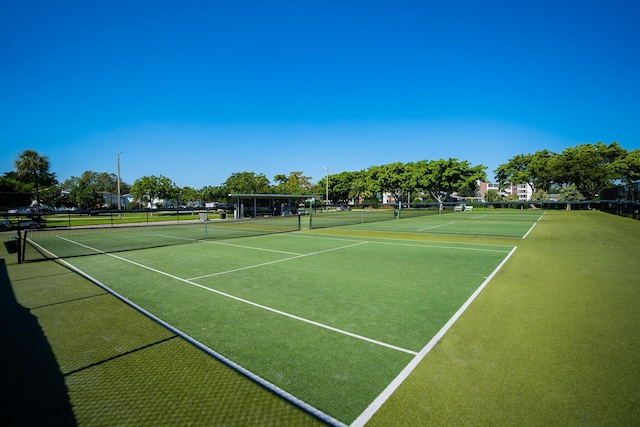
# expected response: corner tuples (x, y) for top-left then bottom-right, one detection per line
(229, 194), (318, 219)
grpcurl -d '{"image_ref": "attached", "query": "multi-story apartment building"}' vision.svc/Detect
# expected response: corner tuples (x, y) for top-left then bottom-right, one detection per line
(478, 182), (533, 201)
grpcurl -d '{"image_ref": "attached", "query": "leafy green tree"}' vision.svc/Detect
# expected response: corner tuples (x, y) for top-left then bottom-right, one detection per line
(530, 190), (550, 201)
(554, 142), (625, 199)
(130, 175), (176, 208)
(272, 172), (314, 195)
(502, 193), (520, 208)
(320, 170), (363, 204)
(368, 162), (408, 203)
(0, 174), (33, 208)
(69, 181), (103, 210)
(616, 148), (640, 187)
(61, 171), (130, 194)
(200, 185), (228, 205)
(40, 185), (71, 208)
(556, 185), (585, 210)
(14, 149), (54, 205)
(484, 189), (502, 202)
(558, 185), (586, 201)
(224, 172), (271, 194)
(495, 149), (556, 194)
(180, 186), (201, 207)
(413, 159), (486, 210)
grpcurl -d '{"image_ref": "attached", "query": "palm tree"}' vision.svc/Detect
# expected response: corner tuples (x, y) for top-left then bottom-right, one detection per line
(14, 149), (50, 206)
(348, 180), (371, 205)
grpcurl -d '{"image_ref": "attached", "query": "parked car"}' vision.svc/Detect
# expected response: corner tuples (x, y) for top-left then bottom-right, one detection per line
(0, 218), (40, 231)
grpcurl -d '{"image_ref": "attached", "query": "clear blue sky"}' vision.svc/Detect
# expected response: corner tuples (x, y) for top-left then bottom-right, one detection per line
(2, 0), (638, 188)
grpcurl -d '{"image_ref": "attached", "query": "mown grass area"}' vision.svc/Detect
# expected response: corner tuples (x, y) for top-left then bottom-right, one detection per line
(367, 210), (640, 426)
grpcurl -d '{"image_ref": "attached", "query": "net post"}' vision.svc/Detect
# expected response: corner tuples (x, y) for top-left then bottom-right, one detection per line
(297, 213), (301, 231)
(17, 230), (23, 264)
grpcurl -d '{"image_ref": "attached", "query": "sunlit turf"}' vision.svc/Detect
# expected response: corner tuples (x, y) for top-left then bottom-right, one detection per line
(62, 232), (513, 423)
(4, 210), (639, 425)
(367, 210), (640, 426)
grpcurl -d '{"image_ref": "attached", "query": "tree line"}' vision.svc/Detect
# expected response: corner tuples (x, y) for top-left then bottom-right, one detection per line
(2, 142), (639, 210)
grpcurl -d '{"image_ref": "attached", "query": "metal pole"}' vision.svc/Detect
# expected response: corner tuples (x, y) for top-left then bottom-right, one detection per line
(319, 165), (328, 211)
(17, 230), (22, 264)
(117, 151), (122, 218)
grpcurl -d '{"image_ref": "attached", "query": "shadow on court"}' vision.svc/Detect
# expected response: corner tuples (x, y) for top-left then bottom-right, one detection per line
(0, 258), (76, 426)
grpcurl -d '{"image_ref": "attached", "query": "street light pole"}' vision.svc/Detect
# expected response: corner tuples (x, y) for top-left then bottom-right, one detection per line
(319, 165), (328, 212)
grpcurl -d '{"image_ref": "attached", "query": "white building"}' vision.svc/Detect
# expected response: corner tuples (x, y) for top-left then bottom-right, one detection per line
(478, 182), (534, 201)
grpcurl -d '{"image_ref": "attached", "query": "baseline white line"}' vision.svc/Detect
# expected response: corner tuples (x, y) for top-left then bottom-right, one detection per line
(56, 236), (416, 356)
(188, 241), (367, 280)
(351, 246), (518, 427)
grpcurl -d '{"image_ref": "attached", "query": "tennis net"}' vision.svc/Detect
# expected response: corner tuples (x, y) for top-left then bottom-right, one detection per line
(308, 209), (395, 229)
(21, 215), (301, 262)
(396, 207), (443, 219)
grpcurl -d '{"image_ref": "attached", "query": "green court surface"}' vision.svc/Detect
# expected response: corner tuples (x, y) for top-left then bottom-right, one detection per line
(48, 231), (515, 425)
(6, 210), (640, 425)
(323, 209), (544, 238)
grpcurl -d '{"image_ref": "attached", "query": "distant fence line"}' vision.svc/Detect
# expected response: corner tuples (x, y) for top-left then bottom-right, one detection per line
(5, 195), (640, 229)
(600, 182), (640, 221)
(1, 207), (214, 229)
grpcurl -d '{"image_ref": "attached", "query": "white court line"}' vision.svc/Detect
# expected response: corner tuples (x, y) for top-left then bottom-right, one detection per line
(188, 241), (367, 280)
(350, 245), (518, 427)
(416, 221), (455, 232)
(522, 222), (537, 239)
(204, 239), (303, 256)
(56, 236), (417, 356)
(291, 232), (517, 251)
(154, 233), (303, 256)
(370, 240), (513, 253)
(281, 232), (501, 254)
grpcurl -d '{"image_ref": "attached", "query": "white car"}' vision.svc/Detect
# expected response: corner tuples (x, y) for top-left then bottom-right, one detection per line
(0, 218), (40, 231)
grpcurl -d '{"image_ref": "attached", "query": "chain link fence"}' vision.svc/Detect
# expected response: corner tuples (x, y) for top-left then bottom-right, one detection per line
(600, 183), (640, 220)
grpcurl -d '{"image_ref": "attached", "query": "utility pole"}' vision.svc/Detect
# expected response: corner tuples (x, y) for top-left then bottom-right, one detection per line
(117, 152), (122, 217)
(319, 165), (329, 211)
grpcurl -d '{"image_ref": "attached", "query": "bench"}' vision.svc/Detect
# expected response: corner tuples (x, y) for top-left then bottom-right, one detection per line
(454, 205), (474, 212)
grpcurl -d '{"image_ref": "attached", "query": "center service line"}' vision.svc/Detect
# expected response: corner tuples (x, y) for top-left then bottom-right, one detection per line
(57, 236), (417, 356)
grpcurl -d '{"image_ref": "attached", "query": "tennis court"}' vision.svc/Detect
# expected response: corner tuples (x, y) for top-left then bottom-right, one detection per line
(311, 209), (543, 239)
(23, 217), (518, 425)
